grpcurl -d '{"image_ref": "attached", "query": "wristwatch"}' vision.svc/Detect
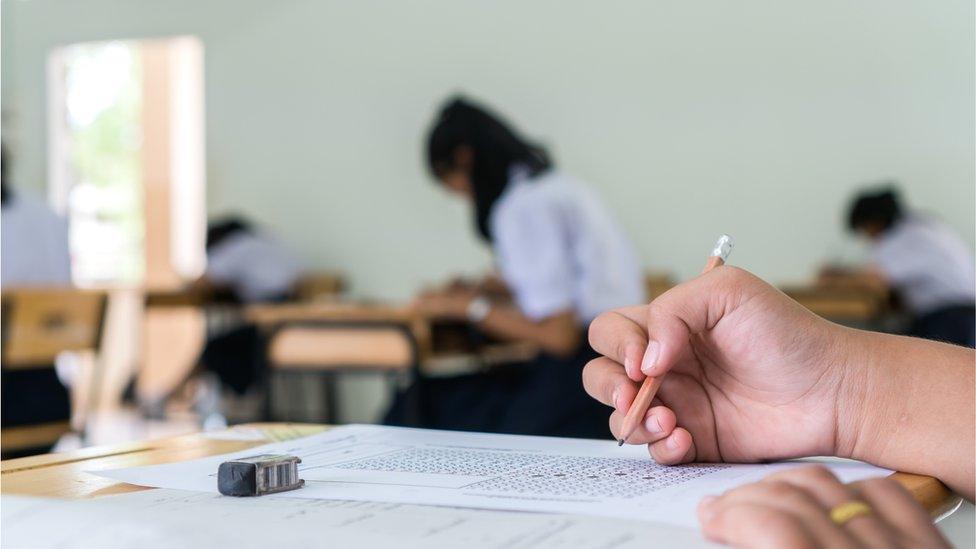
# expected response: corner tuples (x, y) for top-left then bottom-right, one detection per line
(465, 296), (492, 323)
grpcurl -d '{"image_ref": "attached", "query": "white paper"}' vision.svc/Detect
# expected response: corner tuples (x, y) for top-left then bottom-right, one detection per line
(95, 424), (890, 528)
(1, 488), (709, 549)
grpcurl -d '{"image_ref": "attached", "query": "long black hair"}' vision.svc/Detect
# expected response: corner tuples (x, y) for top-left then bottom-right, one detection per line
(847, 185), (904, 233)
(426, 96), (552, 241)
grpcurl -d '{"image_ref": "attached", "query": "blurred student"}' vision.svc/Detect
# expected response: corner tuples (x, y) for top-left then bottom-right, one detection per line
(385, 96), (643, 438)
(148, 217), (304, 420)
(844, 187), (975, 347)
(0, 149), (71, 287)
(0, 145), (73, 453)
(198, 216), (304, 304)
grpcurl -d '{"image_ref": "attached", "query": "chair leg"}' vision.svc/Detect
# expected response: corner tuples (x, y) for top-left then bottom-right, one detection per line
(323, 372), (339, 424)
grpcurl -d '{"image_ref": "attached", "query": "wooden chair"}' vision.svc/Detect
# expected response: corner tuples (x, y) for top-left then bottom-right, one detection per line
(265, 320), (419, 423)
(1, 288), (107, 458)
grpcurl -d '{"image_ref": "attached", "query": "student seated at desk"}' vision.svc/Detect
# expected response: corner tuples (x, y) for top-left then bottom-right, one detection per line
(0, 169), (72, 287)
(148, 217), (304, 421)
(834, 186), (975, 347)
(199, 217), (305, 397)
(0, 146), (73, 452)
(385, 96), (644, 438)
(197, 216), (304, 304)
(584, 266), (972, 548)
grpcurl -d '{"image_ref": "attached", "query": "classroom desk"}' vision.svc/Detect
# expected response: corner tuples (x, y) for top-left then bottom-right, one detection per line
(0, 423), (961, 521)
(645, 272), (890, 325)
(780, 284), (889, 323)
(245, 302), (540, 375)
(245, 302), (433, 354)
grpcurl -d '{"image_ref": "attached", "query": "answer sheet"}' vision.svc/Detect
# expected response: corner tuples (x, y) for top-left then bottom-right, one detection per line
(1, 488), (706, 549)
(96, 424), (889, 528)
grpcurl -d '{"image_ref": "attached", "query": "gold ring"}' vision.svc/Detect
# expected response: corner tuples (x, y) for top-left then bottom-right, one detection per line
(829, 501), (872, 526)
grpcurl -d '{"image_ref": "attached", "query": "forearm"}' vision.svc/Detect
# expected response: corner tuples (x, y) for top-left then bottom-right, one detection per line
(838, 329), (975, 499)
(477, 305), (581, 357)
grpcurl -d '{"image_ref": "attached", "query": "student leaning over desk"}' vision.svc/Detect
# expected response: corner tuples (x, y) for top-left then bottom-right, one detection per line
(826, 186), (975, 348)
(583, 266), (973, 548)
(385, 96), (643, 438)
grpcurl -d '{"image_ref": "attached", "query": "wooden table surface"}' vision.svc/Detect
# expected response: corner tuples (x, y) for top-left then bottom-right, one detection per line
(245, 301), (541, 371)
(780, 284), (889, 322)
(0, 423), (961, 520)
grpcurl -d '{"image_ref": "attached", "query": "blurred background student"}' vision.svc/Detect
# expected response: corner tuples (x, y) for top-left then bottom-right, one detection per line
(0, 144), (73, 451)
(0, 146), (71, 287)
(198, 216), (305, 304)
(385, 97), (644, 438)
(831, 186), (975, 348)
(145, 216), (305, 422)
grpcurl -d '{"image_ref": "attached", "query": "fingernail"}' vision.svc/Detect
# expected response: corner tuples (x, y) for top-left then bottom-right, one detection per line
(623, 344), (640, 377)
(612, 389), (622, 410)
(666, 435), (680, 450)
(641, 341), (660, 375)
(645, 414), (663, 434)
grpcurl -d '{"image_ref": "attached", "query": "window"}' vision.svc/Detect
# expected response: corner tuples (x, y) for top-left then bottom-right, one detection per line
(48, 37), (206, 289)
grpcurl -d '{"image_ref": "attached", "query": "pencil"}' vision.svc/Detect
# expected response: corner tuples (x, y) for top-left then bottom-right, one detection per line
(617, 234), (734, 446)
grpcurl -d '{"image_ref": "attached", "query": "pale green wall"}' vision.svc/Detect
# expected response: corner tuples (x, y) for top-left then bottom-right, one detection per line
(3, 0), (974, 299)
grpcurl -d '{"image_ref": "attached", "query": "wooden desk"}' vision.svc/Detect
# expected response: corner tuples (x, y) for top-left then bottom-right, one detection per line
(246, 302), (540, 371)
(245, 302), (433, 355)
(780, 285), (889, 323)
(0, 424), (326, 499)
(0, 423), (960, 520)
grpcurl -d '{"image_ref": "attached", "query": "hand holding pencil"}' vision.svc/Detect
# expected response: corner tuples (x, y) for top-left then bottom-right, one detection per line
(616, 234), (734, 446)
(582, 245), (850, 465)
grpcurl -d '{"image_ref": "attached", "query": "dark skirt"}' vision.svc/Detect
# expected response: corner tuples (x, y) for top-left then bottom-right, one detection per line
(201, 324), (267, 394)
(384, 343), (612, 440)
(1, 367), (71, 428)
(910, 304), (976, 348)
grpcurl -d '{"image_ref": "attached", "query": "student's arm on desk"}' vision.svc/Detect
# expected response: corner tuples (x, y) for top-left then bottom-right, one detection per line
(474, 305), (579, 357)
(412, 291), (580, 357)
(843, 331), (975, 501)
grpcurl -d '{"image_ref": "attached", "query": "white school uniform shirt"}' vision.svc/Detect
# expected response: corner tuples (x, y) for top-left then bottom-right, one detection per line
(489, 169), (644, 323)
(870, 214), (976, 315)
(1, 188), (72, 287)
(206, 230), (304, 303)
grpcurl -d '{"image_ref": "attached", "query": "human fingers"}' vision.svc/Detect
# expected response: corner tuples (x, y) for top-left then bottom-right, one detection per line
(760, 466), (895, 548)
(608, 404), (675, 445)
(581, 357), (638, 409)
(640, 266), (764, 377)
(853, 477), (950, 548)
(698, 499), (822, 549)
(648, 427), (696, 465)
(588, 306), (649, 381)
(698, 476), (854, 548)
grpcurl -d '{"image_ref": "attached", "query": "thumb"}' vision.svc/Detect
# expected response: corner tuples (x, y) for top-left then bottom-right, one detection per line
(640, 266), (749, 377)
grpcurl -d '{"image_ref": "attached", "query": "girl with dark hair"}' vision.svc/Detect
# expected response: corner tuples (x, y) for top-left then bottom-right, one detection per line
(385, 97), (643, 438)
(844, 186), (975, 347)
